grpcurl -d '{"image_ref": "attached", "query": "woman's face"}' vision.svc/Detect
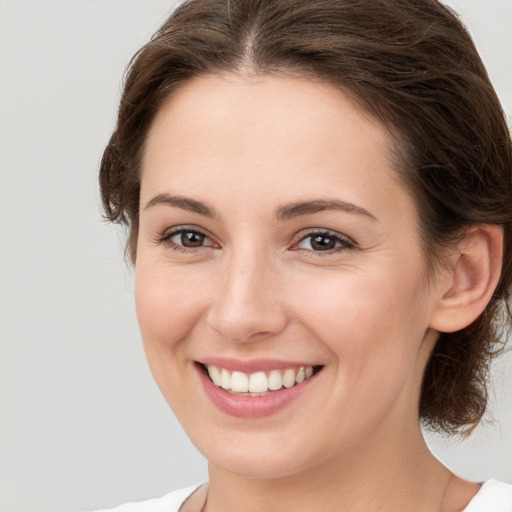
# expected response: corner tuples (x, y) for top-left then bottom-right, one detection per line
(136, 74), (445, 479)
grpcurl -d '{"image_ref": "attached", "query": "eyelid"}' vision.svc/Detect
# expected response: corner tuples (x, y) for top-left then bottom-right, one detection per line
(290, 228), (356, 252)
(154, 225), (354, 254)
(155, 225), (219, 249)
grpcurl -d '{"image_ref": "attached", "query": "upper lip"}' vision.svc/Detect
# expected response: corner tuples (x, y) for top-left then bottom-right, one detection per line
(198, 357), (321, 373)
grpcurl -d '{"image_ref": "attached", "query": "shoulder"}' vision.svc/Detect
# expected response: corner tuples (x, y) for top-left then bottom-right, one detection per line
(463, 480), (512, 512)
(88, 484), (203, 512)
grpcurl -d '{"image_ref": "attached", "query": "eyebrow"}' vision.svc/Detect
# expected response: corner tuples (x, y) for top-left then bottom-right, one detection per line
(144, 193), (218, 218)
(275, 199), (377, 221)
(143, 193), (376, 222)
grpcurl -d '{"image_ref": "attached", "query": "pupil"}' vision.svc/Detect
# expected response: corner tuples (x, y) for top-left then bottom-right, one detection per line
(181, 231), (204, 247)
(312, 235), (335, 250)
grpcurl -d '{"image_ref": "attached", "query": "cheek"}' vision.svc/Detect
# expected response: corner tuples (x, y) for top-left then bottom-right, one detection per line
(134, 262), (208, 353)
(290, 271), (430, 441)
(134, 262), (213, 414)
(293, 265), (422, 323)
(289, 265), (430, 372)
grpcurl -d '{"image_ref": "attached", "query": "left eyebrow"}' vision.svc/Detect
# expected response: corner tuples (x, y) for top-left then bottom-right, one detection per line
(275, 199), (377, 221)
(143, 193), (218, 218)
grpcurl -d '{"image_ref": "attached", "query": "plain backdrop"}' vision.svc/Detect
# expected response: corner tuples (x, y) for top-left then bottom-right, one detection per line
(0, 1), (511, 511)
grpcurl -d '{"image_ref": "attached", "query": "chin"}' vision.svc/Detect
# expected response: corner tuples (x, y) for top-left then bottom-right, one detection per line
(209, 452), (312, 480)
(191, 430), (325, 480)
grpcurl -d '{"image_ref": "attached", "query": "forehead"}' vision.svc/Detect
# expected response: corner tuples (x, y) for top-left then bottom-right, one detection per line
(145, 73), (394, 159)
(141, 73), (411, 220)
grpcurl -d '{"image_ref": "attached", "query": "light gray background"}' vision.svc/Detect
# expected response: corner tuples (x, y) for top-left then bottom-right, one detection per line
(0, 1), (511, 511)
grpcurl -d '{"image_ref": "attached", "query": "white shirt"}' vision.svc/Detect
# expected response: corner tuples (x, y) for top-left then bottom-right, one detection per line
(462, 480), (512, 511)
(92, 479), (512, 512)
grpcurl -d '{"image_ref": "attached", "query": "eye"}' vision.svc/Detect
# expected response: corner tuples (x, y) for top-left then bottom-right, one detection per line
(157, 227), (216, 251)
(172, 230), (208, 247)
(294, 230), (354, 252)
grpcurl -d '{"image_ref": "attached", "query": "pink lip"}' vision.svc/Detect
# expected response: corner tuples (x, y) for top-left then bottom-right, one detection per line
(196, 363), (321, 418)
(199, 357), (317, 373)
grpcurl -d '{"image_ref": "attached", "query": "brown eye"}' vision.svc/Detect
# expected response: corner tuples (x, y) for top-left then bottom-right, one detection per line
(295, 230), (354, 252)
(180, 231), (206, 247)
(160, 228), (215, 250)
(310, 234), (336, 250)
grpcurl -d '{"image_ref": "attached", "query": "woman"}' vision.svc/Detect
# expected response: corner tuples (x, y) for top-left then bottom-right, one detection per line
(95, 0), (512, 510)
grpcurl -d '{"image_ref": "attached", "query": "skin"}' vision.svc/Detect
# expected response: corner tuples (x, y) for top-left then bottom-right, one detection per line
(135, 74), (485, 511)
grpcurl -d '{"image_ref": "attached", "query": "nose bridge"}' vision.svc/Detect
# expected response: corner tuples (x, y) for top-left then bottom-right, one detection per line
(207, 242), (287, 342)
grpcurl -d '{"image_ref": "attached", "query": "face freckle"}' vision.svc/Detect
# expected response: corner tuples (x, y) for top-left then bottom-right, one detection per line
(135, 73), (444, 479)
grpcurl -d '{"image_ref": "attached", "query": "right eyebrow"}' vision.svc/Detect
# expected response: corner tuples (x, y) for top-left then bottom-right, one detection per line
(275, 198), (377, 221)
(143, 193), (218, 218)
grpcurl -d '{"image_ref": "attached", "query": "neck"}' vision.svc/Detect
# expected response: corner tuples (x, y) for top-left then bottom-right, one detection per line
(205, 423), (455, 512)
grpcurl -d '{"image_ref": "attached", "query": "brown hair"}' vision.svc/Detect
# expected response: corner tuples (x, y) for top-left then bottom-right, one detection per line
(100, 0), (512, 435)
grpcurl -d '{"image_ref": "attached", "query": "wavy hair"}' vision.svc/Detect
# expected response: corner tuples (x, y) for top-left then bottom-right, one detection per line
(100, 0), (512, 435)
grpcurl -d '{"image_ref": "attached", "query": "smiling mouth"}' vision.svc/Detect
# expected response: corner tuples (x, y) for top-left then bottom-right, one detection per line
(200, 363), (324, 395)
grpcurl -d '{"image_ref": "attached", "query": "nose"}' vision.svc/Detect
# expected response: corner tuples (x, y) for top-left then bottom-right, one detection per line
(206, 249), (288, 343)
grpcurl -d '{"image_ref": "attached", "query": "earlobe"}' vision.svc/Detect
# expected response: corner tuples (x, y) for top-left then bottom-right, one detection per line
(429, 225), (503, 333)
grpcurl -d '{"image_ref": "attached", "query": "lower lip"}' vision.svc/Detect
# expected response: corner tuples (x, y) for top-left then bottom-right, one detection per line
(197, 365), (320, 418)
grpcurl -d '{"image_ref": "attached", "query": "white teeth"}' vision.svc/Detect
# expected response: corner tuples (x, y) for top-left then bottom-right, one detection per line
(206, 364), (316, 393)
(207, 365), (222, 386)
(220, 368), (231, 390)
(231, 371), (249, 392)
(282, 368), (296, 388)
(249, 372), (268, 393)
(268, 370), (282, 390)
(295, 367), (306, 384)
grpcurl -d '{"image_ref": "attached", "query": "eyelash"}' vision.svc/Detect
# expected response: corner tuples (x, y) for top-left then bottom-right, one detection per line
(291, 229), (355, 255)
(155, 226), (217, 253)
(155, 227), (355, 255)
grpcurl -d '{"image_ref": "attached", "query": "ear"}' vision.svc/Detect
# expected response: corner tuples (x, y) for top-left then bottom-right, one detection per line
(429, 225), (503, 333)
